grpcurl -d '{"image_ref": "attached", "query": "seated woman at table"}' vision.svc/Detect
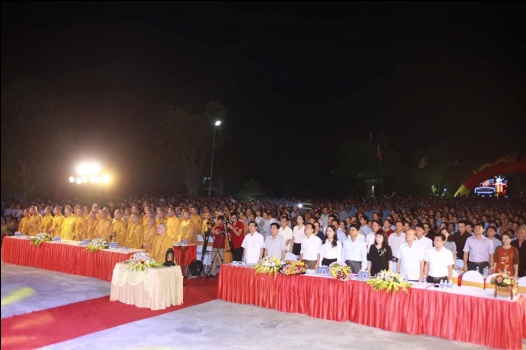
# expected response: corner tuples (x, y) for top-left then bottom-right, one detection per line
(319, 225), (342, 266)
(494, 231), (519, 279)
(367, 232), (392, 276)
(149, 223), (173, 264)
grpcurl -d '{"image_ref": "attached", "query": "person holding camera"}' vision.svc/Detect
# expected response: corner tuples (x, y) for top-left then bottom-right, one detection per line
(209, 216), (226, 277)
(227, 213), (245, 262)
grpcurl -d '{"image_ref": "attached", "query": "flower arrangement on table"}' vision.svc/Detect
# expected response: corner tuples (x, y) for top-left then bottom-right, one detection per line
(329, 261), (351, 281)
(366, 270), (411, 294)
(85, 238), (109, 252)
(490, 273), (517, 288)
(281, 260), (307, 275)
(254, 256), (284, 275)
(125, 251), (162, 271)
(30, 233), (52, 246)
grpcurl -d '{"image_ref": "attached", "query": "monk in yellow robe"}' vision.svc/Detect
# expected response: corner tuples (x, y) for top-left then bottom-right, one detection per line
(149, 223), (173, 264)
(27, 206), (42, 236)
(143, 217), (157, 251)
(177, 208), (199, 244)
(110, 209), (127, 246)
(39, 206), (54, 234)
(86, 210), (100, 240)
(166, 207), (180, 242)
(96, 210), (112, 242)
(73, 207), (88, 240)
(49, 206), (64, 239)
(61, 206), (77, 240)
(124, 213), (143, 249)
(18, 209), (30, 235)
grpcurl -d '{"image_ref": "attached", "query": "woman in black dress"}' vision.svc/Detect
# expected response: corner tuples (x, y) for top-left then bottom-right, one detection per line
(367, 232), (393, 276)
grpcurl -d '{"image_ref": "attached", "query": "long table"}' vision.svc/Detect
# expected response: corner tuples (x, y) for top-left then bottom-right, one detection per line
(218, 264), (526, 350)
(110, 262), (183, 310)
(1, 236), (142, 282)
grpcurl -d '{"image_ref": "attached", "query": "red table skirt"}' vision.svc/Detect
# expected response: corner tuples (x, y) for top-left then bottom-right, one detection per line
(1, 237), (134, 282)
(173, 245), (197, 266)
(218, 265), (526, 350)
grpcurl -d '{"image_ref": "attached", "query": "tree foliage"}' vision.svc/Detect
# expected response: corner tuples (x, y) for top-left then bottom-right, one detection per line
(157, 101), (228, 197)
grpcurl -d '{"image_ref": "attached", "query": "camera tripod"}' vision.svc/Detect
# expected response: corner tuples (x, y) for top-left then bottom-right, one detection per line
(205, 232), (226, 280)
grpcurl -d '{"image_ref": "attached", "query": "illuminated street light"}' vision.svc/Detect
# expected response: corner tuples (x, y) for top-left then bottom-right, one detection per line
(208, 120), (222, 199)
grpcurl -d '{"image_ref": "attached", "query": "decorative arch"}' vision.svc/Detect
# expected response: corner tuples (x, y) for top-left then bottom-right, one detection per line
(455, 157), (526, 196)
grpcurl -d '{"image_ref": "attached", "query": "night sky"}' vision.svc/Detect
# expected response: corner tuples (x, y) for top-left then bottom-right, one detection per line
(2, 1), (525, 195)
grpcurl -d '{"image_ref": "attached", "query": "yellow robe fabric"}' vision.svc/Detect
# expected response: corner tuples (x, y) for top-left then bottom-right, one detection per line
(27, 214), (43, 236)
(40, 214), (54, 234)
(97, 218), (112, 242)
(177, 219), (198, 244)
(86, 217), (100, 240)
(61, 216), (77, 240)
(51, 214), (64, 238)
(111, 218), (127, 247)
(150, 234), (173, 264)
(18, 217), (30, 235)
(74, 216), (88, 240)
(191, 214), (203, 236)
(124, 223), (144, 249)
(166, 216), (180, 242)
(143, 225), (156, 250)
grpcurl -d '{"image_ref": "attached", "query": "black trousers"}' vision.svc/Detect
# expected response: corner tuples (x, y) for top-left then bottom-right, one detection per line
(232, 247), (244, 262)
(427, 275), (448, 284)
(468, 261), (489, 272)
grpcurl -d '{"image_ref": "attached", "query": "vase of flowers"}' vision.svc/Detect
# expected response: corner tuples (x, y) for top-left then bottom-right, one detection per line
(491, 273), (517, 300)
(329, 261), (351, 281)
(86, 238), (109, 252)
(366, 270), (411, 294)
(125, 251), (162, 271)
(30, 233), (52, 247)
(253, 256), (283, 275)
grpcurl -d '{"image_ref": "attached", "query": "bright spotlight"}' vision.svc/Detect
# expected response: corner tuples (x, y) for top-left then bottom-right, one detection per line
(298, 204), (303, 208)
(76, 162), (101, 176)
(69, 176), (75, 183)
(75, 177), (82, 184)
(215, 120), (222, 126)
(102, 175), (110, 184)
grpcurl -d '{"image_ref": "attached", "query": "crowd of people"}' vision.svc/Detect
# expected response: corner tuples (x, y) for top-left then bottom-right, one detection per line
(2, 194), (525, 280)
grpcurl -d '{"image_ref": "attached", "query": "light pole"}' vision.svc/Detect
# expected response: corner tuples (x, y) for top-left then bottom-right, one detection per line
(208, 120), (221, 199)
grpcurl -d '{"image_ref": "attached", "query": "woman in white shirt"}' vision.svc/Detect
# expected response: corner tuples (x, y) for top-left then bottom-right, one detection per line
(292, 214), (305, 256)
(320, 225), (342, 266)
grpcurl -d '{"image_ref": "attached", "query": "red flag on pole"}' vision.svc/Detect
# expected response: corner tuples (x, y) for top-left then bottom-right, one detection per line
(377, 144), (382, 161)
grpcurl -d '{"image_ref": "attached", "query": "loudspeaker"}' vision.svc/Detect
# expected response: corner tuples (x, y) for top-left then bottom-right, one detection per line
(188, 259), (204, 277)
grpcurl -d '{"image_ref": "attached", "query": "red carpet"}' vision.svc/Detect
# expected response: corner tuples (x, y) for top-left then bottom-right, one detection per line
(1, 277), (218, 350)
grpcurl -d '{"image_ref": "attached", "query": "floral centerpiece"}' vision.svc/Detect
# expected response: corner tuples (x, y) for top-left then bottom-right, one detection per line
(366, 270), (411, 294)
(125, 251), (162, 271)
(281, 260), (306, 275)
(329, 261), (351, 280)
(85, 238), (109, 252)
(490, 272), (517, 287)
(254, 256), (283, 275)
(30, 233), (52, 246)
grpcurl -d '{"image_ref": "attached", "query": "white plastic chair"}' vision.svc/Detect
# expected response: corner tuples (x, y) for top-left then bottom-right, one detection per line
(285, 252), (298, 261)
(518, 276), (526, 287)
(461, 270), (484, 288)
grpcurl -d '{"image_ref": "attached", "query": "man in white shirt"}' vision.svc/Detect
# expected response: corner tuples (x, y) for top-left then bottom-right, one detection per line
(388, 220), (406, 272)
(300, 222), (322, 270)
(343, 224), (368, 274)
(264, 222), (287, 260)
(397, 229), (424, 282)
(424, 233), (454, 283)
(463, 222), (495, 273)
(359, 215), (373, 241)
(278, 215), (293, 252)
(415, 223), (433, 251)
(241, 221), (265, 264)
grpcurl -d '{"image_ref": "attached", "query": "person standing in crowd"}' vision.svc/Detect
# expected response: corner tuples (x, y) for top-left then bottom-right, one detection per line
(300, 222), (322, 270)
(415, 223), (433, 250)
(343, 223), (368, 274)
(424, 233), (454, 283)
(438, 227), (457, 262)
(97, 209), (112, 242)
(264, 222), (287, 260)
(319, 224), (342, 266)
(278, 215), (293, 252)
(73, 207), (87, 240)
(166, 207), (180, 242)
(486, 225), (502, 250)
(511, 225), (526, 277)
(313, 221), (325, 241)
(149, 223), (172, 264)
(110, 209), (127, 246)
(292, 214), (306, 257)
(397, 229), (424, 282)
(227, 212), (245, 261)
(18, 208), (30, 235)
(452, 220), (471, 267)
(27, 205), (42, 236)
(359, 215), (372, 241)
(368, 232), (393, 276)
(124, 213), (143, 249)
(209, 215), (227, 277)
(178, 208), (199, 244)
(494, 231), (519, 279)
(61, 206), (76, 240)
(388, 220), (406, 272)
(366, 220), (382, 251)
(241, 221), (265, 264)
(39, 205), (54, 234)
(463, 222), (494, 273)
(382, 218), (395, 237)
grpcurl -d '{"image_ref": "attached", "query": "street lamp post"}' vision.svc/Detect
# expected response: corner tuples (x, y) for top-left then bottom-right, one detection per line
(208, 120), (221, 199)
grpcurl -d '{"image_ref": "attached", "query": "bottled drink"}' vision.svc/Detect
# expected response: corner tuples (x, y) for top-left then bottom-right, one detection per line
(476, 266), (479, 273)
(439, 280), (445, 289)
(483, 267), (488, 277)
